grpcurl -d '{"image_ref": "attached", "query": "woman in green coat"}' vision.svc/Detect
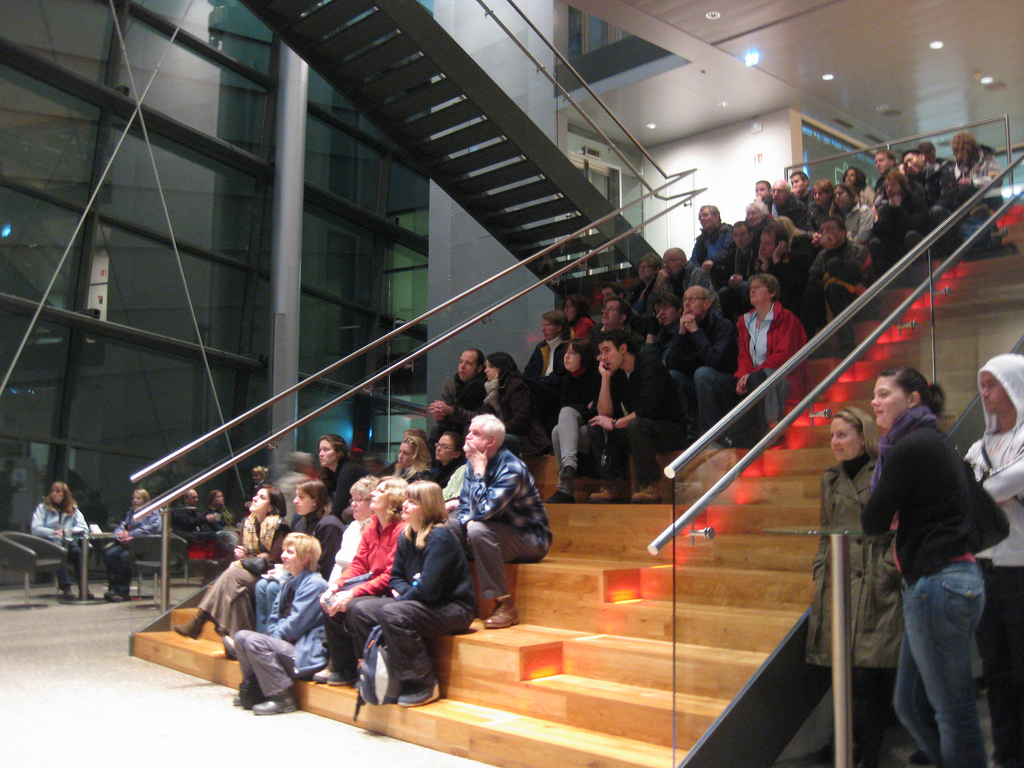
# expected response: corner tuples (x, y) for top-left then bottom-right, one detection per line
(805, 407), (903, 768)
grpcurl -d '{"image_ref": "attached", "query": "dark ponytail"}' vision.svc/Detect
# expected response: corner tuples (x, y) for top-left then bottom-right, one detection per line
(879, 367), (944, 415)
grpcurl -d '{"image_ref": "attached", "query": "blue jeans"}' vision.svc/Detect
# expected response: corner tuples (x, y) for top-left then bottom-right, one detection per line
(254, 578), (281, 634)
(896, 560), (986, 768)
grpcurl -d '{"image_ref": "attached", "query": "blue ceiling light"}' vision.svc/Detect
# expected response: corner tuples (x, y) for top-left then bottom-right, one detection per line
(1, 223), (10, 238)
(744, 50), (760, 67)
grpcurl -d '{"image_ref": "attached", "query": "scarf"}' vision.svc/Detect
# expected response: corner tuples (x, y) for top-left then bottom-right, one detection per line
(240, 513), (283, 557)
(871, 403), (937, 491)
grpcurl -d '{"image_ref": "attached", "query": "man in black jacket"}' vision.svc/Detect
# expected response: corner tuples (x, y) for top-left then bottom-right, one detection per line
(667, 286), (739, 437)
(427, 349), (486, 447)
(801, 217), (870, 355)
(770, 179), (812, 232)
(586, 329), (688, 504)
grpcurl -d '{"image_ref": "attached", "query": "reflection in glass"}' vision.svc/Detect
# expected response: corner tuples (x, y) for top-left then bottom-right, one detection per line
(0, 440), (57, 532)
(0, 65), (99, 205)
(0, 187), (84, 308)
(120, 19), (266, 152)
(66, 334), (237, 468)
(384, 243), (428, 323)
(0, 0), (111, 81)
(135, 0), (272, 72)
(305, 115), (381, 210)
(99, 225), (247, 352)
(0, 315), (68, 439)
(307, 70), (381, 138)
(99, 125), (256, 258)
(301, 206), (376, 305)
(388, 161), (429, 237)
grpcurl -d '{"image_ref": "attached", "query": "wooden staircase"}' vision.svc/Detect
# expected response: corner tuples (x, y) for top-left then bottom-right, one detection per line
(133, 244), (1023, 768)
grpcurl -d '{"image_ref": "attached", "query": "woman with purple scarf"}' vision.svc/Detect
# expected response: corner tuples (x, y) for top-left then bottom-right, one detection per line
(861, 367), (986, 768)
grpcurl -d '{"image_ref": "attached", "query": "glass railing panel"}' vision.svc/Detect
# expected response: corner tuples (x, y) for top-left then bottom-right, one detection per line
(666, 163), (1023, 766)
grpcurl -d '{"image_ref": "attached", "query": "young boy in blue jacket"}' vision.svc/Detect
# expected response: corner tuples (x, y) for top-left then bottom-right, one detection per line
(231, 532), (328, 714)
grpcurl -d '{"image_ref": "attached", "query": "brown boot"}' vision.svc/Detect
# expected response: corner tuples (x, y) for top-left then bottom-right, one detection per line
(588, 481), (627, 503)
(484, 595), (519, 629)
(173, 608), (210, 639)
(631, 483), (661, 503)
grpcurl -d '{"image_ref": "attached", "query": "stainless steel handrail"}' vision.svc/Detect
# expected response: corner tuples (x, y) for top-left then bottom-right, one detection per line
(786, 115), (1011, 177)
(663, 153), (1024, 484)
(473, 0), (671, 192)
(130, 169), (696, 486)
(133, 184), (704, 521)
(648, 185), (1023, 554)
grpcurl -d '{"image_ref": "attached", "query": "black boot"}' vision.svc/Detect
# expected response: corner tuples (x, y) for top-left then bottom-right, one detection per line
(173, 608), (211, 639)
(233, 676), (266, 710)
(252, 689), (297, 715)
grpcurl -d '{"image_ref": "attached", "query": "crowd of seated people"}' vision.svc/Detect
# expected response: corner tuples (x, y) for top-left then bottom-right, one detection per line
(167, 403), (554, 713)
(491, 134), (1002, 500)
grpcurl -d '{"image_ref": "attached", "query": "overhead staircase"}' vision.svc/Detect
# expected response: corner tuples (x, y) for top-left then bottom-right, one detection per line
(134, 230), (1024, 768)
(239, 0), (660, 278)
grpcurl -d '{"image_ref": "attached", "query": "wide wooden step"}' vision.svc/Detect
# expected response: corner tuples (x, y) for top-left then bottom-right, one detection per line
(522, 674), (727, 747)
(671, 533), (818, 572)
(134, 628), (674, 768)
(516, 588), (803, 651)
(640, 564), (813, 608)
(546, 503), (676, 562)
(561, 634), (767, 699)
(702, 503), (818, 535)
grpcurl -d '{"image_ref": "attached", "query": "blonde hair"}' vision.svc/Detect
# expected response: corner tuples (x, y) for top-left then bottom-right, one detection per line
(404, 481), (448, 549)
(283, 532), (322, 572)
(833, 406), (879, 458)
(349, 475), (379, 500)
(375, 477), (409, 523)
(399, 435), (431, 476)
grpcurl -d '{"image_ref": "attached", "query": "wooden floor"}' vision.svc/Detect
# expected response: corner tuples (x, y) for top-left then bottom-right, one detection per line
(133, 246), (1024, 768)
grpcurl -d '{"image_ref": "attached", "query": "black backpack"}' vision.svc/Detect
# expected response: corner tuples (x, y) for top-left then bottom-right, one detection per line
(353, 625), (399, 720)
(962, 447), (1010, 553)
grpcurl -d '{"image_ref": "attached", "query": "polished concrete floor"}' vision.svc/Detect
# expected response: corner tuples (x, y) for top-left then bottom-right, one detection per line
(0, 578), (490, 768)
(0, 575), (995, 768)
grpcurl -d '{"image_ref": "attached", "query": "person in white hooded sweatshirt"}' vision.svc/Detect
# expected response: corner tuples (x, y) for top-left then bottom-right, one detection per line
(966, 353), (1024, 768)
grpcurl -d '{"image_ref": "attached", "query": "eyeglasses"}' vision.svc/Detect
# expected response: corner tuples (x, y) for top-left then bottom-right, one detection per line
(437, 443), (457, 451)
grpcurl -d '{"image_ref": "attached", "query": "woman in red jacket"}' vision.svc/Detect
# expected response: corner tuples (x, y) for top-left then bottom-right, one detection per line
(315, 476), (407, 686)
(732, 273), (807, 446)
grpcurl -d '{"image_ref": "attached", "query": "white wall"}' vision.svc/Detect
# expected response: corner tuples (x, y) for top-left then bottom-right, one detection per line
(426, 0), (563, 402)
(643, 108), (802, 257)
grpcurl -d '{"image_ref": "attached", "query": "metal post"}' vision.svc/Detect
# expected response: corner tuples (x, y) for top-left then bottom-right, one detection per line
(159, 509), (170, 613)
(269, 42), (308, 455)
(830, 533), (853, 768)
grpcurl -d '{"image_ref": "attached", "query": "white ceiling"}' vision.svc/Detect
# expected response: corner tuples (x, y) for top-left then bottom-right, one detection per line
(565, 0), (1024, 150)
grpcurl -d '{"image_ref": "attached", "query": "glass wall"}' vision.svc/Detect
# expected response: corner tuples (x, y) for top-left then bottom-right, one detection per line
(0, 0), (430, 524)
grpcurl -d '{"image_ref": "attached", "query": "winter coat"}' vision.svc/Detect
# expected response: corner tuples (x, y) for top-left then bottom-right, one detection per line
(805, 457), (903, 668)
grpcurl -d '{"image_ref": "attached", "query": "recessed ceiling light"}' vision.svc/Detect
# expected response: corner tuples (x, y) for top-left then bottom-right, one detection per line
(929, 40), (944, 49)
(980, 76), (994, 85)
(876, 103), (890, 112)
(705, 11), (721, 20)
(646, 123), (657, 129)
(822, 73), (834, 81)
(744, 50), (760, 67)
(718, 101), (729, 107)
